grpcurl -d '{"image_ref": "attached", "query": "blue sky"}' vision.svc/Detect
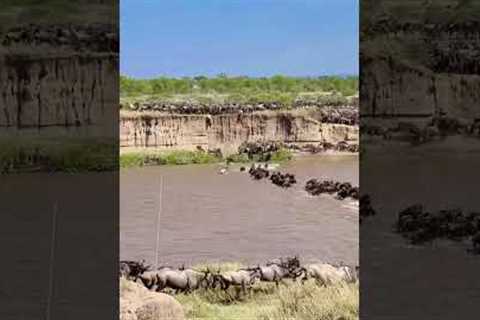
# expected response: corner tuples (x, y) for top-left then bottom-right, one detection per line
(121, 0), (358, 78)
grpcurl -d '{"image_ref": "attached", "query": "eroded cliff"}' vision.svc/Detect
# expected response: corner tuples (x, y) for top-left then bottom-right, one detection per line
(361, 2), (480, 122)
(0, 23), (118, 138)
(120, 109), (358, 155)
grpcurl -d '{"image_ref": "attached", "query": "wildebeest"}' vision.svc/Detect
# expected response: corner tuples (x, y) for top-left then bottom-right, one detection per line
(137, 266), (175, 290)
(154, 268), (213, 294)
(295, 263), (356, 286)
(256, 263), (295, 287)
(213, 269), (262, 296)
(266, 256), (300, 270)
(269, 172), (296, 188)
(120, 260), (150, 280)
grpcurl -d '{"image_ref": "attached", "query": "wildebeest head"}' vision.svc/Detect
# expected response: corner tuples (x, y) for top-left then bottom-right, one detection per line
(200, 268), (215, 288)
(211, 268), (224, 289)
(248, 268), (262, 283)
(288, 256), (300, 269)
(291, 267), (307, 279)
(119, 262), (131, 278)
(120, 260), (150, 280)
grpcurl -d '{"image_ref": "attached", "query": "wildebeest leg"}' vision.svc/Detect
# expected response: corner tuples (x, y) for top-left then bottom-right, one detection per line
(274, 272), (280, 288)
(223, 284), (234, 301)
(316, 279), (327, 287)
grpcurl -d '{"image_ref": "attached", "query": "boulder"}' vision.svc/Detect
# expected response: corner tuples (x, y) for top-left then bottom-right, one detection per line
(120, 278), (185, 320)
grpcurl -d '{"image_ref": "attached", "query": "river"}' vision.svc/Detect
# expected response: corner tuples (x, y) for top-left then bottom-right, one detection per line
(120, 154), (359, 266)
(361, 136), (480, 319)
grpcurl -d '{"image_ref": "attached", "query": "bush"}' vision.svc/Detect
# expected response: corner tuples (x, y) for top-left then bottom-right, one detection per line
(120, 75), (359, 101)
(270, 149), (293, 162)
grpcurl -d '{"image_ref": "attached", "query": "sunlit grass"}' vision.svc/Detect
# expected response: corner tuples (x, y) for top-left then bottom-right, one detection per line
(172, 262), (359, 320)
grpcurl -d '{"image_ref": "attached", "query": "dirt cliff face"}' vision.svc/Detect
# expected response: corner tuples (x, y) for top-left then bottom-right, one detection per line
(361, 57), (480, 119)
(0, 23), (118, 138)
(0, 55), (117, 132)
(361, 2), (480, 122)
(120, 109), (358, 155)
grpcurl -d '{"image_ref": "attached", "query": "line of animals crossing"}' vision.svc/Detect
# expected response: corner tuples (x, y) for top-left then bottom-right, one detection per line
(359, 195), (480, 254)
(395, 205), (480, 254)
(244, 163), (359, 199)
(120, 256), (359, 297)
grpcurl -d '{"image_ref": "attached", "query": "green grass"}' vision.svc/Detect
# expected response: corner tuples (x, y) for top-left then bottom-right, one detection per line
(120, 75), (359, 105)
(173, 262), (358, 320)
(0, 138), (118, 174)
(120, 147), (294, 168)
(225, 153), (251, 163)
(120, 150), (222, 168)
(270, 149), (293, 162)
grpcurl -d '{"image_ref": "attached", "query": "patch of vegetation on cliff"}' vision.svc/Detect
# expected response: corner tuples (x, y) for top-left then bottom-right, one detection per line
(270, 149), (294, 162)
(121, 144), (294, 168)
(174, 262), (358, 320)
(225, 148), (293, 164)
(120, 150), (222, 168)
(0, 138), (118, 174)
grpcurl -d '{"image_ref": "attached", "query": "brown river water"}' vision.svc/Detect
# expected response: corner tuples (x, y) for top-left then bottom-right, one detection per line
(120, 154), (359, 266)
(361, 137), (480, 319)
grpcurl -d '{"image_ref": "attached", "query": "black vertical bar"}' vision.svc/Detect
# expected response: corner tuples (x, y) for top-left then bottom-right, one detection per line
(0, 1), (119, 319)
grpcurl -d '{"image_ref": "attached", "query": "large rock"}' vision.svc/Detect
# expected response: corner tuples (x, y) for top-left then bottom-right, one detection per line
(120, 278), (185, 320)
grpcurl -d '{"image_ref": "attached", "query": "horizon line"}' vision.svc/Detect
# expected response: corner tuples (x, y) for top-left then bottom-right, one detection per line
(120, 73), (359, 80)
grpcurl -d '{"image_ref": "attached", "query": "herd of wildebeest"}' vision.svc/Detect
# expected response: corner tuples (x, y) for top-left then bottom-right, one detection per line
(244, 164), (359, 201)
(359, 195), (480, 254)
(395, 204), (480, 253)
(120, 256), (359, 297)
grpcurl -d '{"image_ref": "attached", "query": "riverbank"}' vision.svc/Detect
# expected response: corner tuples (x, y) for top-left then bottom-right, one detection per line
(119, 148), (293, 168)
(121, 261), (359, 320)
(0, 137), (118, 174)
(120, 108), (358, 156)
(178, 280), (358, 320)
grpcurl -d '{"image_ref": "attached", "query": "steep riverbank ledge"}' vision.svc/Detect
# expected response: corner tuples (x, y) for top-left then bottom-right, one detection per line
(120, 107), (359, 155)
(0, 23), (118, 130)
(0, 21), (118, 174)
(361, 1), (480, 142)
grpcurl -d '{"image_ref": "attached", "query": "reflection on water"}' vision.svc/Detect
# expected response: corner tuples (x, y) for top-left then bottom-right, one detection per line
(120, 155), (359, 265)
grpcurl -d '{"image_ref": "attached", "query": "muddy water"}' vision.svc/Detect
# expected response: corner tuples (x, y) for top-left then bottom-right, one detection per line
(361, 137), (480, 319)
(120, 154), (359, 266)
